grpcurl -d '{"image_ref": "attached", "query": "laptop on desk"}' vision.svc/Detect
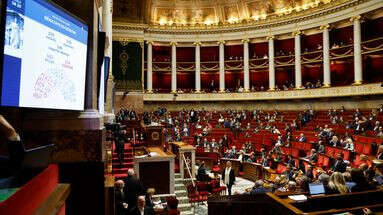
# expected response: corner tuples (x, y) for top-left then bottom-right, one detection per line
(309, 183), (325, 196)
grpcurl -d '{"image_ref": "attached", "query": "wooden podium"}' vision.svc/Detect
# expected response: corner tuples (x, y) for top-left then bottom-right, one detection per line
(134, 147), (175, 195)
(142, 123), (164, 147)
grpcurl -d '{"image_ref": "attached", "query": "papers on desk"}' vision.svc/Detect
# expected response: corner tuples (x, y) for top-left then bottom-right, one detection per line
(135, 155), (147, 158)
(288, 195), (307, 202)
(149, 152), (158, 157)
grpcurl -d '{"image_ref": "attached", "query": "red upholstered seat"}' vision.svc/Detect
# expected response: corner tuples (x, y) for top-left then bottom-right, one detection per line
(355, 143), (364, 154)
(363, 143), (372, 155)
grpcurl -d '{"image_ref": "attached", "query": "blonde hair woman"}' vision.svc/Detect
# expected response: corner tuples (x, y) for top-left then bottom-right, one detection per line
(327, 172), (349, 194)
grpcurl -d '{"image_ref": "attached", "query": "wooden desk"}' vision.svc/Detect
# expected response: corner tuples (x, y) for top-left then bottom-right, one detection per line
(242, 162), (263, 182)
(134, 147), (176, 195)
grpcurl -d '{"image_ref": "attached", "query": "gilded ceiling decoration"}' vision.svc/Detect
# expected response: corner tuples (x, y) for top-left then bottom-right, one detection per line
(113, 0), (337, 26)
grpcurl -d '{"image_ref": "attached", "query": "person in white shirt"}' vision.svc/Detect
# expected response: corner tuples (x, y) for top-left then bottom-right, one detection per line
(344, 138), (354, 151)
(221, 161), (235, 195)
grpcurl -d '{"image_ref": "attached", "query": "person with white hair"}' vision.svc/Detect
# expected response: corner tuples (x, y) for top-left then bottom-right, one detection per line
(123, 169), (144, 210)
(115, 180), (128, 215)
(128, 195), (155, 215)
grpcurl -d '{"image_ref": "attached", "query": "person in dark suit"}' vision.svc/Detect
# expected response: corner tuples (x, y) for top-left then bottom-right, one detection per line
(297, 133), (307, 142)
(222, 161), (235, 195)
(128, 196), (155, 215)
(197, 161), (210, 181)
(331, 154), (348, 173)
(115, 180), (129, 215)
(124, 169), (145, 210)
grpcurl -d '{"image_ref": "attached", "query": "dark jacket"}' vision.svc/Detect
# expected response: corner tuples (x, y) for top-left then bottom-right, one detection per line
(332, 160), (347, 173)
(222, 168), (235, 186)
(123, 176), (145, 207)
(128, 206), (155, 215)
(115, 189), (128, 215)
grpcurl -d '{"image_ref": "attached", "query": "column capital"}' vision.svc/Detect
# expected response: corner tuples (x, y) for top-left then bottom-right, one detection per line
(146, 40), (154, 45)
(241, 38), (250, 43)
(193, 41), (202, 46)
(292, 30), (302, 37)
(170, 41), (178, 46)
(217, 40), (226, 45)
(320, 24), (331, 31)
(266, 35), (275, 40)
(350, 15), (362, 22)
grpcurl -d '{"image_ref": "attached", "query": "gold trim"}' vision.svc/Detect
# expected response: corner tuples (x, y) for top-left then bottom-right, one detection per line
(241, 38), (250, 43)
(292, 30), (302, 37)
(266, 36), (275, 41)
(143, 83), (383, 102)
(322, 84), (331, 88)
(350, 15), (362, 22)
(353, 80), (363, 85)
(217, 40), (226, 45)
(320, 24), (331, 30)
(170, 41), (178, 46)
(268, 87), (275, 91)
(193, 41), (202, 46)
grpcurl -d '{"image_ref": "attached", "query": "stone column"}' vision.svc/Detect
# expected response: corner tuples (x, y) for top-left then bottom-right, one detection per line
(102, 0), (114, 115)
(194, 42), (201, 92)
(218, 41), (225, 92)
(242, 39), (250, 92)
(351, 15), (363, 85)
(146, 41), (153, 92)
(171, 41), (177, 93)
(321, 24), (331, 87)
(294, 30), (303, 89)
(267, 36), (275, 90)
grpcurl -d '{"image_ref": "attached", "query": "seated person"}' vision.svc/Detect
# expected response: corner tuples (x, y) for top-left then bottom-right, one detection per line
(305, 149), (318, 163)
(129, 195), (155, 215)
(0, 115), (24, 179)
(331, 154), (348, 173)
(305, 165), (314, 181)
(282, 165), (295, 181)
(248, 180), (270, 194)
(326, 172), (349, 194)
(145, 188), (155, 209)
(350, 168), (376, 192)
(297, 133), (307, 142)
(197, 161), (212, 181)
(286, 155), (296, 167)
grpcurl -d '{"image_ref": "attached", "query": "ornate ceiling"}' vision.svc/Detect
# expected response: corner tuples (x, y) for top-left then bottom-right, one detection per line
(113, 0), (335, 25)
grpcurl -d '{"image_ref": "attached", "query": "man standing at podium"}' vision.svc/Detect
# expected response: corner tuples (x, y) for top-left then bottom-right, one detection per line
(222, 161), (235, 195)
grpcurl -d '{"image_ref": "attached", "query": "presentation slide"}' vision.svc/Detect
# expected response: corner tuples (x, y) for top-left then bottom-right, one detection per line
(1, 0), (88, 110)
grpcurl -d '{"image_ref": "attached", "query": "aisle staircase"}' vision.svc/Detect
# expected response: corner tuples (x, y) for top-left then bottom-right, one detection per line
(174, 173), (194, 215)
(112, 143), (135, 179)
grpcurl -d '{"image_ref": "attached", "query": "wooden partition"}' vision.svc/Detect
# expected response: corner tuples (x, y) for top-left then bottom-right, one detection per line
(208, 189), (383, 215)
(242, 162), (263, 182)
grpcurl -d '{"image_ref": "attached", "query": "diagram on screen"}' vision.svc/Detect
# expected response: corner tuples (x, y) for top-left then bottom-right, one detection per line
(33, 68), (77, 103)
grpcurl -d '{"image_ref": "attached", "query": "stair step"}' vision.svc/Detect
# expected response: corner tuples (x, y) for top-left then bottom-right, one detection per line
(175, 173), (181, 179)
(178, 203), (192, 212)
(178, 196), (189, 204)
(175, 184), (185, 191)
(180, 211), (193, 215)
(175, 190), (187, 198)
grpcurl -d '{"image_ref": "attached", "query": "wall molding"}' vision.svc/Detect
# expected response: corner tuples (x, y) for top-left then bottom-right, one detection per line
(139, 83), (383, 102)
(112, 0), (383, 43)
